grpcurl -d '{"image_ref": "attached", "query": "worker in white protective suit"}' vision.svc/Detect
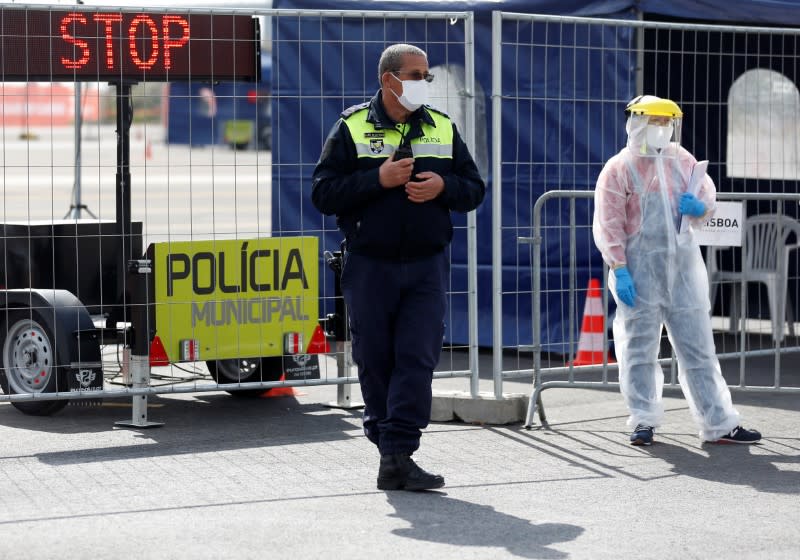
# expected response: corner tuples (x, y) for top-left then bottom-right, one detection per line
(593, 95), (761, 446)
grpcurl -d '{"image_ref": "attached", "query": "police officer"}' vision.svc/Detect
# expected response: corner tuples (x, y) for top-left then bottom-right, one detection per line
(312, 43), (485, 491)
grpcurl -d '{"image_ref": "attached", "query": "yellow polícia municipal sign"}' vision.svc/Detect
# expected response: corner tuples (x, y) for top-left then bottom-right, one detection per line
(152, 237), (319, 362)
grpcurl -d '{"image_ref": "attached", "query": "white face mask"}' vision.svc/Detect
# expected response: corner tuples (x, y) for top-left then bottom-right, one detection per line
(645, 123), (673, 150)
(391, 73), (429, 111)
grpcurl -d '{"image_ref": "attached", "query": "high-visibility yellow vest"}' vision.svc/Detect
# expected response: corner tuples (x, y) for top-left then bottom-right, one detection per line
(342, 107), (454, 160)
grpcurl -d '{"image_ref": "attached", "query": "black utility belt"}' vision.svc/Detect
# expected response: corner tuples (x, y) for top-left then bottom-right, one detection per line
(347, 247), (445, 262)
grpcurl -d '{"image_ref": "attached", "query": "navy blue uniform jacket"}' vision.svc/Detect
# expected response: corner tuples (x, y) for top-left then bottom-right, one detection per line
(311, 91), (485, 259)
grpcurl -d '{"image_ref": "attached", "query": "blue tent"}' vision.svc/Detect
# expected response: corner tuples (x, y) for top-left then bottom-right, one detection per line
(271, 0), (800, 351)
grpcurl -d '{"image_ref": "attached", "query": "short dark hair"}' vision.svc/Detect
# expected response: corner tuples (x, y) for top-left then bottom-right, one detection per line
(377, 44), (427, 85)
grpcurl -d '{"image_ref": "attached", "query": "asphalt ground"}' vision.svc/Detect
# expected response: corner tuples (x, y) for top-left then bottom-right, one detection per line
(1, 346), (798, 560)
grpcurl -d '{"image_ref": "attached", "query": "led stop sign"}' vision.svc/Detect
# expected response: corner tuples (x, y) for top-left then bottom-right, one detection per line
(0, 6), (260, 82)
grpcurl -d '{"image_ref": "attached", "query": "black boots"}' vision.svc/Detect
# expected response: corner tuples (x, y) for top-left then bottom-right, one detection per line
(377, 453), (445, 491)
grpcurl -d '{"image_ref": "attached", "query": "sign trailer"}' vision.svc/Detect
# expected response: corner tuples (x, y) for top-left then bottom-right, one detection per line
(0, 6), (329, 420)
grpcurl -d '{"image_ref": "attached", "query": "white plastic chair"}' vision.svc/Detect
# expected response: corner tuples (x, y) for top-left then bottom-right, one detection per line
(707, 214), (800, 342)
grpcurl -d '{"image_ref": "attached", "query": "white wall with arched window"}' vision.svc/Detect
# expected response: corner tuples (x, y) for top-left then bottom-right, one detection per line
(727, 68), (800, 181)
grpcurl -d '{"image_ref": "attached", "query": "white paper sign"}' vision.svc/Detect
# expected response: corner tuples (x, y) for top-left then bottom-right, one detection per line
(694, 201), (743, 247)
(679, 160), (709, 234)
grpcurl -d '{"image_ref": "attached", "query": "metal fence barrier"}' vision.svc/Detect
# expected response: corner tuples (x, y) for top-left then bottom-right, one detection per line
(0, 6), (479, 425)
(5, 5), (800, 430)
(522, 191), (800, 429)
(488, 11), (800, 425)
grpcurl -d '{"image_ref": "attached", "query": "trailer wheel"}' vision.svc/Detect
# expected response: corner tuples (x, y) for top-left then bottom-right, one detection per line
(0, 311), (68, 415)
(206, 357), (283, 397)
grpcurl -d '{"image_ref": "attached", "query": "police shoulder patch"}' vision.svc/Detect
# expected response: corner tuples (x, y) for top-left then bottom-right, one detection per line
(341, 102), (370, 119)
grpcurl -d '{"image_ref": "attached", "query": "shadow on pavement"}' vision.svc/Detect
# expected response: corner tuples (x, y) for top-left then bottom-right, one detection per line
(0, 393), (365, 464)
(648, 441), (800, 495)
(386, 491), (584, 559)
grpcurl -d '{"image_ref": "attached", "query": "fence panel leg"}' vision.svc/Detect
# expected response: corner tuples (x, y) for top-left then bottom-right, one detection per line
(115, 354), (164, 428)
(326, 340), (363, 409)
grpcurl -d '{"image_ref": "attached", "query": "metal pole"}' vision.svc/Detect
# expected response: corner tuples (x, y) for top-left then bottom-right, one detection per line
(66, 82), (97, 219)
(463, 13), (480, 398)
(115, 83), (133, 329)
(524, 191), (547, 427)
(325, 251), (363, 409)
(71, 83), (82, 219)
(115, 354), (163, 429)
(111, 82), (163, 428)
(491, 10), (504, 399)
(327, 339), (363, 409)
(19, 83), (36, 140)
(115, 258), (162, 428)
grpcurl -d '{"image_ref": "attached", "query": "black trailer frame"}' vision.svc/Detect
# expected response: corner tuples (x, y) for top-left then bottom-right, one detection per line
(0, 5), (264, 421)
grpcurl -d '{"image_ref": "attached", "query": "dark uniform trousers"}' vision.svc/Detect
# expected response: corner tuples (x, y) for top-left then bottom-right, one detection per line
(340, 250), (448, 456)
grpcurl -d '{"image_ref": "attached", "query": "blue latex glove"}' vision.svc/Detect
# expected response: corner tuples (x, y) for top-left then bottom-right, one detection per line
(679, 192), (706, 217)
(614, 266), (637, 307)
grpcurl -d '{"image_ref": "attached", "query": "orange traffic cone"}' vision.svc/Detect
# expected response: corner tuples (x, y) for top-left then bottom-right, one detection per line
(261, 373), (302, 398)
(570, 278), (615, 366)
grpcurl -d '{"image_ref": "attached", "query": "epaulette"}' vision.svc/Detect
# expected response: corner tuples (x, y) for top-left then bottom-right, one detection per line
(341, 102), (370, 119)
(424, 105), (450, 119)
